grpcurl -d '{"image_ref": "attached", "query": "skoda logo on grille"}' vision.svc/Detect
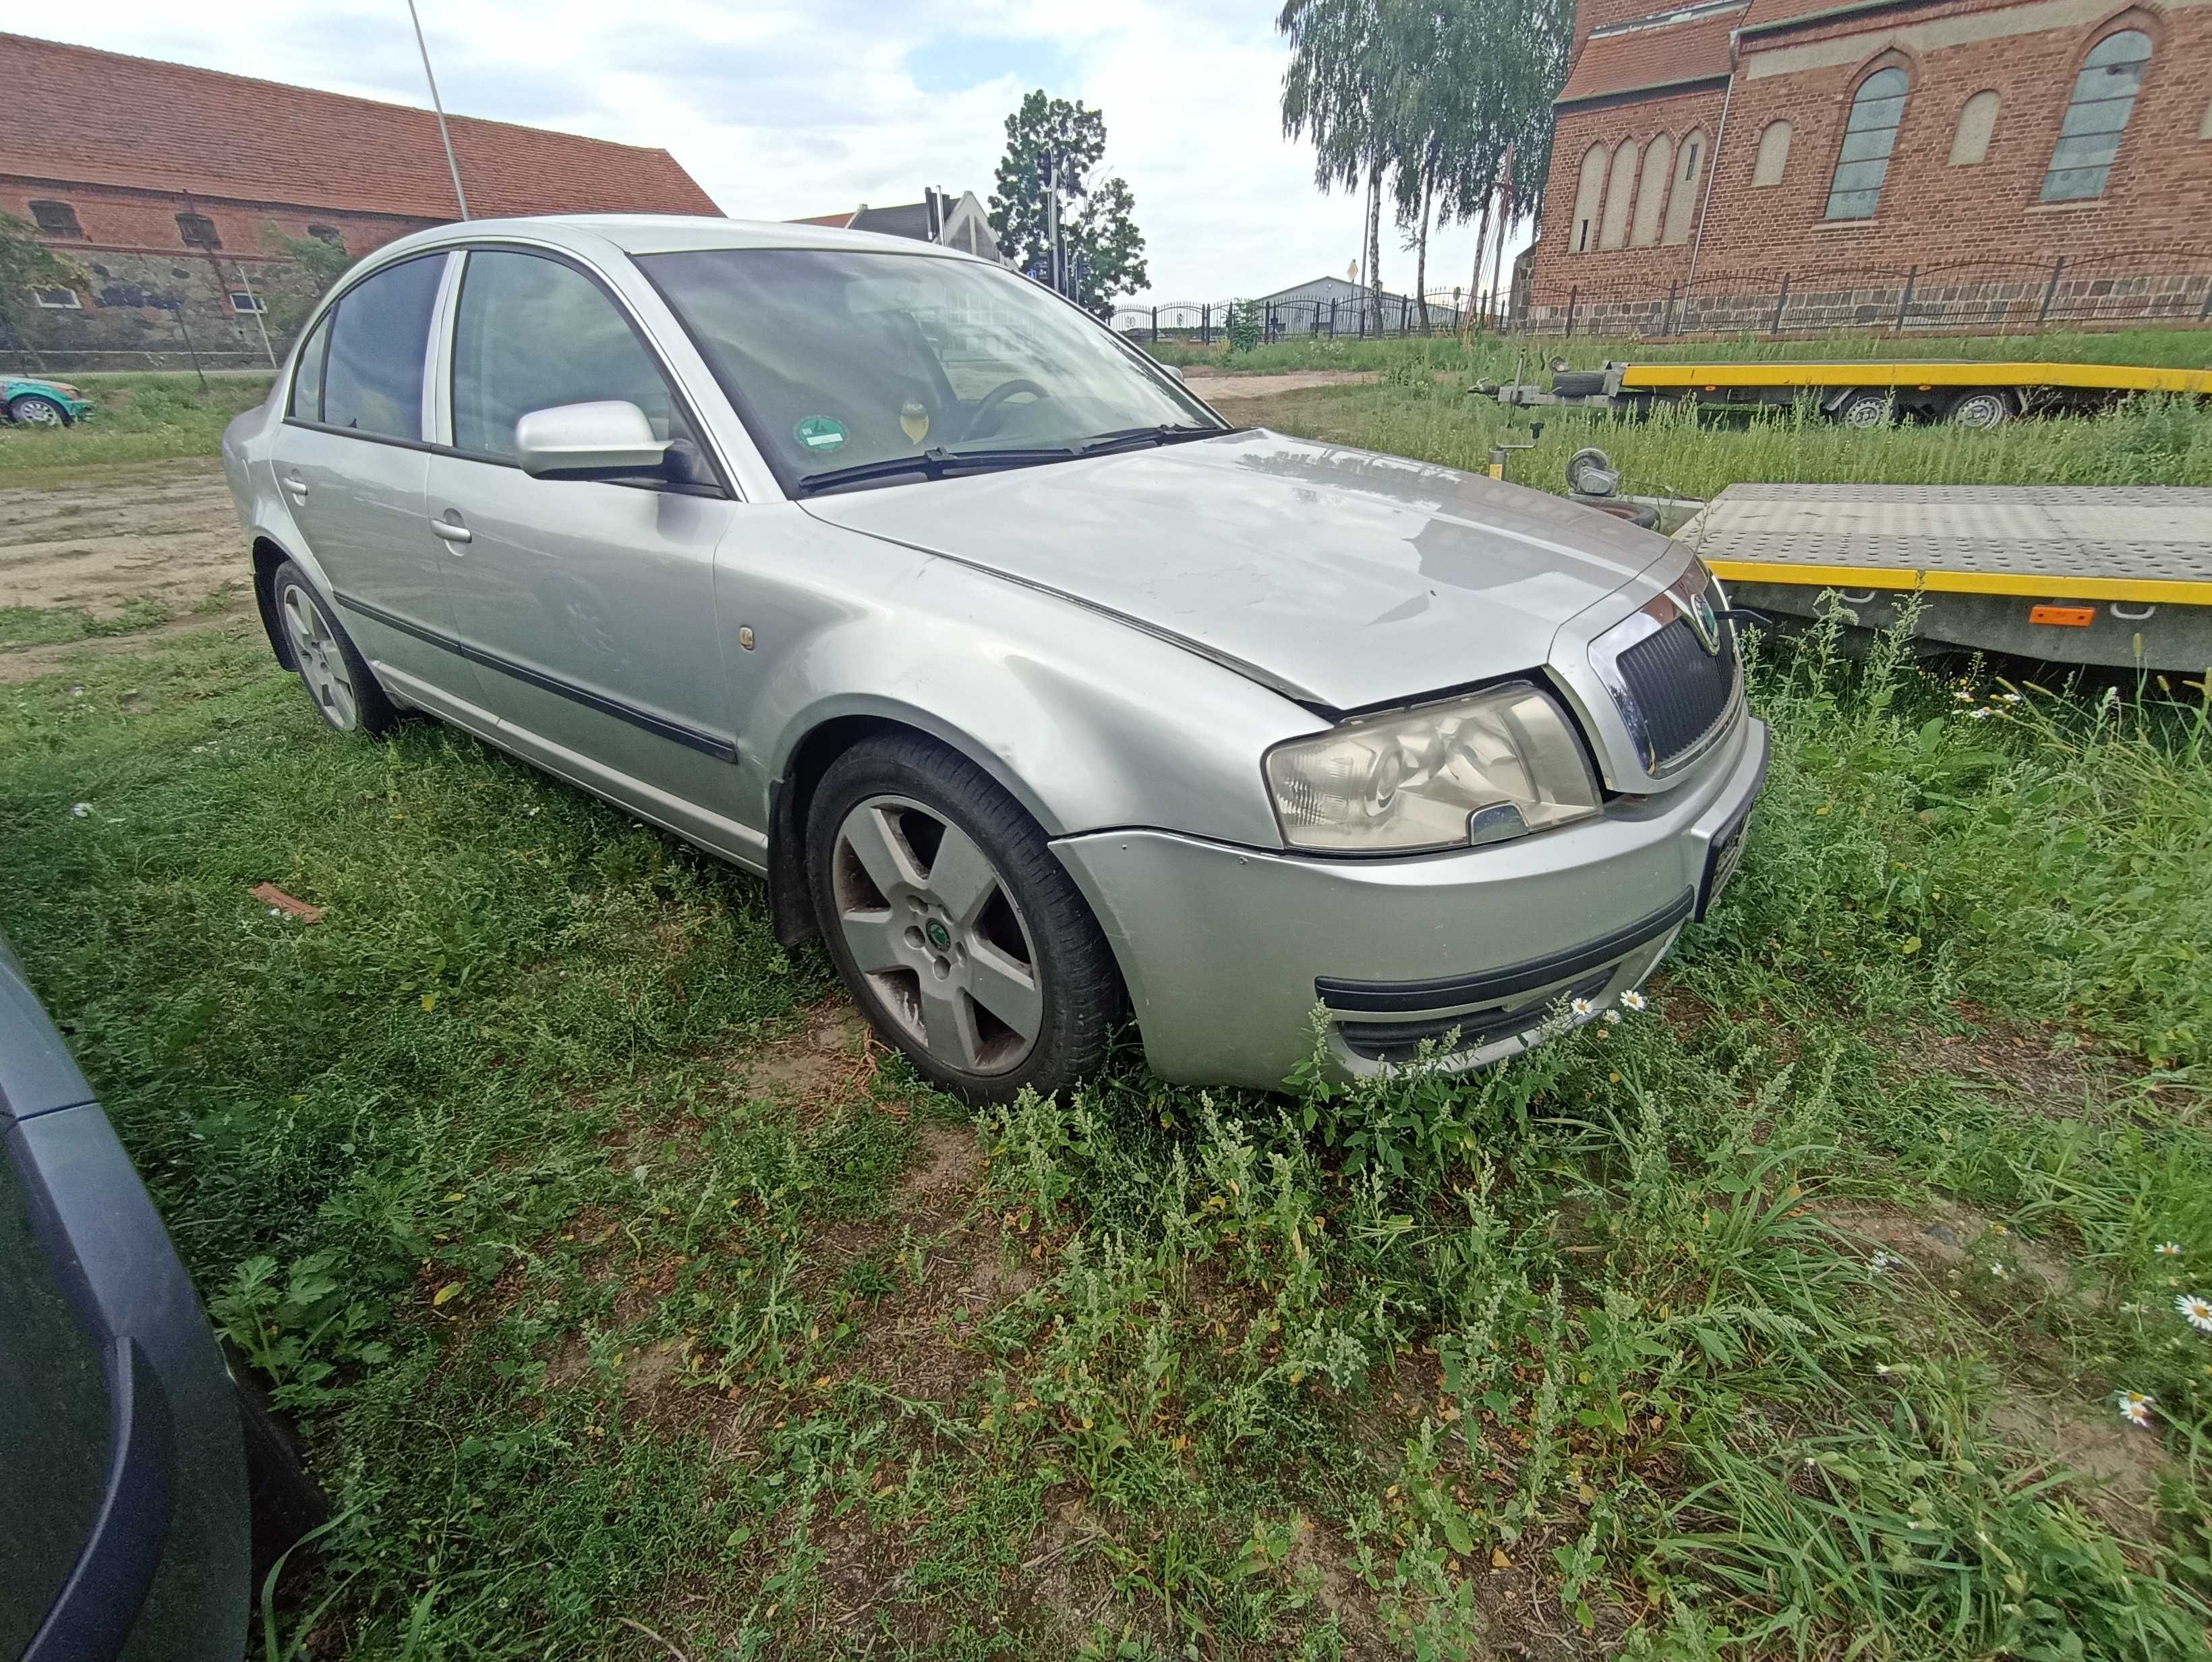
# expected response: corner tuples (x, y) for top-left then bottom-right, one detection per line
(1683, 588), (1723, 657)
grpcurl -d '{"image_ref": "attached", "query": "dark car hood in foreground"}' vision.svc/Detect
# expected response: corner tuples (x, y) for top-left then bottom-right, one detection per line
(801, 430), (1681, 711)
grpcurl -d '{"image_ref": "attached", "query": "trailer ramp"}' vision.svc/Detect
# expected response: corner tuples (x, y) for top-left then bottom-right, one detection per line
(1679, 484), (2212, 671)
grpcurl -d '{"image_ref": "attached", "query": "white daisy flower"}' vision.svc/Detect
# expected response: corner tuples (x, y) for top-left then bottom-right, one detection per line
(1602, 1008), (1621, 1026)
(1966, 707), (1996, 720)
(2155, 1242), (2183, 1258)
(70, 803), (91, 818)
(2115, 1389), (2155, 1428)
(1620, 989), (1648, 1012)
(1571, 996), (1592, 1018)
(1954, 690), (1975, 702)
(2000, 692), (2023, 704)
(2177, 1293), (2212, 1334)
(1989, 1263), (2008, 1278)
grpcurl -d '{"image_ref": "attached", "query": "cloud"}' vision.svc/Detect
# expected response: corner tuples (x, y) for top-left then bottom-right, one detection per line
(20, 2), (1533, 304)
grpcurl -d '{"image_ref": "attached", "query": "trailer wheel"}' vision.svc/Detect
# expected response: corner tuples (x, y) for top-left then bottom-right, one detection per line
(1834, 390), (1895, 428)
(1550, 370), (1607, 399)
(1947, 390), (2012, 429)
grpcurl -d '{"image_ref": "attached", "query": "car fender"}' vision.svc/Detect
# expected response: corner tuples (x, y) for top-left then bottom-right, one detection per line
(738, 523), (1316, 853)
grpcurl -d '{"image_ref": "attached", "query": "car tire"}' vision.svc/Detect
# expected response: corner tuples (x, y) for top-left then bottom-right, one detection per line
(268, 559), (401, 736)
(224, 1344), (328, 1588)
(1833, 390), (1896, 428)
(1550, 370), (1606, 399)
(7, 393), (69, 427)
(806, 733), (1122, 1103)
(1947, 389), (2012, 429)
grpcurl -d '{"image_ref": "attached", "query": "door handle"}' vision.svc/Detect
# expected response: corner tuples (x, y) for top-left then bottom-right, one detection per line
(429, 515), (471, 546)
(282, 474), (309, 500)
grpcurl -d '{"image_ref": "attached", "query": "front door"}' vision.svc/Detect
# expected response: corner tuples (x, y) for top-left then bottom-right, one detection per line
(267, 254), (461, 699)
(425, 248), (746, 851)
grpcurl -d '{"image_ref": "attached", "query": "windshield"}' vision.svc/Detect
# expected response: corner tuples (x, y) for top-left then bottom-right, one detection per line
(637, 248), (1222, 492)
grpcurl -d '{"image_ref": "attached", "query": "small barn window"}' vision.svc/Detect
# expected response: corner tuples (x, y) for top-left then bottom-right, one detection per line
(1826, 66), (1910, 219)
(1631, 135), (1675, 245)
(231, 291), (267, 314)
(306, 224), (344, 247)
(177, 212), (222, 248)
(28, 200), (82, 237)
(1662, 128), (1707, 243)
(1751, 121), (1793, 186)
(1598, 140), (1640, 250)
(34, 288), (82, 310)
(1950, 91), (2001, 165)
(2042, 30), (2151, 201)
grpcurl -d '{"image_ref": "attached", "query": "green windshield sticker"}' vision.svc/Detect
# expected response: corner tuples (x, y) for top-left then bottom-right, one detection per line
(794, 416), (847, 453)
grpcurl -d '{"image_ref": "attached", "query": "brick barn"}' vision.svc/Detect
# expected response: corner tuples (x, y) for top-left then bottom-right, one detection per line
(1524, 0), (2212, 335)
(2, 32), (720, 370)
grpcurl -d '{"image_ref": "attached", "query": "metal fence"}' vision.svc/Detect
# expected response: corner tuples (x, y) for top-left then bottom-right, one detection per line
(1525, 250), (2212, 340)
(1110, 288), (1495, 344)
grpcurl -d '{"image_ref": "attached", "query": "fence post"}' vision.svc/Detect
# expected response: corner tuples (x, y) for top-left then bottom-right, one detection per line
(1770, 274), (1790, 337)
(1151, 306), (1160, 343)
(1200, 303), (1210, 347)
(1266, 302), (1277, 343)
(1895, 266), (1917, 333)
(1399, 295), (1409, 335)
(2038, 257), (2066, 324)
(1451, 287), (1461, 334)
(1662, 282), (1678, 337)
(1328, 299), (1337, 338)
(1565, 286), (1578, 338)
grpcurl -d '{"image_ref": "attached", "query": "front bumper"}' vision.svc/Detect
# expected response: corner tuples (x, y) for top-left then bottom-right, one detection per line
(1054, 712), (1770, 1089)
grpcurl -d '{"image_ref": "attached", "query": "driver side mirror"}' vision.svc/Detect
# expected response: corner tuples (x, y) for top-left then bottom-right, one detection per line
(514, 400), (671, 481)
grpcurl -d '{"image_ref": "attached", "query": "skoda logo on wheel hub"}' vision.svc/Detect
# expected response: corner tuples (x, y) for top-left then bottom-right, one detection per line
(925, 919), (953, 952)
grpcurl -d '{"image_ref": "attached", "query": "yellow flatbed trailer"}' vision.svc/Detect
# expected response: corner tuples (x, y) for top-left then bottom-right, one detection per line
(1678, 484), (2212, 672)
(1494, 357), (2212, 427)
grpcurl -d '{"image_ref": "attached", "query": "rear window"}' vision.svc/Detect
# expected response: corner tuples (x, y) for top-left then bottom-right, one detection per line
(320, 255), (443, 442)
(289, 313), (330, 423)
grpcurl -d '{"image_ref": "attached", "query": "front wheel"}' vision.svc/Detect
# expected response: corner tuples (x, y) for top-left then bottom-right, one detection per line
(7, 394), (68, 427)
(807, 734), (1122, 1103)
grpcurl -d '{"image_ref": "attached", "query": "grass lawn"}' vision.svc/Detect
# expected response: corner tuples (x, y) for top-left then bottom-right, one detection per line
(1148, 325), (2212, 376)
(0, 371), (273, 476)
(1, 378), (2211, 1658)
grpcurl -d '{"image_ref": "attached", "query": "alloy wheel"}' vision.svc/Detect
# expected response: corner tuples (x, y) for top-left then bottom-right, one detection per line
(10, 396), (64, 426)
(279, 581), (359, 730)
(830, 794), (1043, 1075)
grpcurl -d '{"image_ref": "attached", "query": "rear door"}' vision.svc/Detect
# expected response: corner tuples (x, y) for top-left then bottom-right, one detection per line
(269, 254), (467, 701)
(423, 247), (745, 842)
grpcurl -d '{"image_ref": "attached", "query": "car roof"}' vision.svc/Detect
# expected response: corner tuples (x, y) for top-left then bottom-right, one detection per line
(395, 213), (987, 262)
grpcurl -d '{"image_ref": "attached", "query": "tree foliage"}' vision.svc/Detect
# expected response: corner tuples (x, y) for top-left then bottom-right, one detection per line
(260, 225), (354, 345)
(987, 90), (1149, 314)
(0, 211), (86, 369)
(1277, 0), (1573, 324)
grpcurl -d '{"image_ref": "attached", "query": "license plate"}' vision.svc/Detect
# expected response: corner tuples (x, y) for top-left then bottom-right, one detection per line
(1700, 815), (1751, 918)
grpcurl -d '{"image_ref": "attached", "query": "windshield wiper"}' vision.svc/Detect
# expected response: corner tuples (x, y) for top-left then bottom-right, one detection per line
(794, 445), (1076, 496)
(1075, 422), (1225, 457)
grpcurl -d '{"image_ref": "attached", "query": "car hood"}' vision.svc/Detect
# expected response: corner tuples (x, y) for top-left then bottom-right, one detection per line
(801, 430), (1680, 711)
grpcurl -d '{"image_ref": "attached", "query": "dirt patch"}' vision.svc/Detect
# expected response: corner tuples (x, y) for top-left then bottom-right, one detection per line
(0, 459), (241, 617)
(1989, 1393), (2174, 1535)
(1820, 1197), (2074, 1301)
(900, 1123), (984, 1206)
(1888, 1012), (2133, 1120)
(1184, 369), (1382, 399)
(0, 608), (258, 685)
(738, 1000), (875, 1107)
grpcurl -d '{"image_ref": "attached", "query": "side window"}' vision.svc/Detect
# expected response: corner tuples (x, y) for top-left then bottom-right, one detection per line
(321, 256), (444, 442)
(450, 250), (693, 463)
(289, 313), (330, 422)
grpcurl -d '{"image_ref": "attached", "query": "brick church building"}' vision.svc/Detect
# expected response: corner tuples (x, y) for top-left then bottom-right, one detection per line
(1525, 0), (2212, 335)
(2, 33), (720, 370)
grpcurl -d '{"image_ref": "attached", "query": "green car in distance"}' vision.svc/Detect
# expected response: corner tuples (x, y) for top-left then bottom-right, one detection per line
(3, 374), (94, 426)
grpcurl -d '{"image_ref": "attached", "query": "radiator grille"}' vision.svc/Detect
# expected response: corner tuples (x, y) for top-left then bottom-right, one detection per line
(1617, 615), (1737, 767)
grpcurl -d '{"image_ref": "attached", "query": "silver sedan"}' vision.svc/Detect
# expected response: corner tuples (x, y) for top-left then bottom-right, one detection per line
(222, 214), (1767, 1101)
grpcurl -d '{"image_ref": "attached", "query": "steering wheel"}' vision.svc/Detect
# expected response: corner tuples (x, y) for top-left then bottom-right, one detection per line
(959, 378), (1052, 442)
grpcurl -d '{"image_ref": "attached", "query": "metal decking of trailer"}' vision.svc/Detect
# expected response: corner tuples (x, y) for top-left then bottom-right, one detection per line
(1677, 484), (2212, 672)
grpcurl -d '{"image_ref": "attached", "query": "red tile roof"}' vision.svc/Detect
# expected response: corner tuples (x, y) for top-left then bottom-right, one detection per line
(788, 211), (858, 228)
(1556, 7), (1742, 105)
(0, 32), (720, 220)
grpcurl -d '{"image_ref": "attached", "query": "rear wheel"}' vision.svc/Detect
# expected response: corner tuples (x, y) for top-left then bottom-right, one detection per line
(807, 734), (1121, 1102)
(1947, 389), (2012, 429)
(1834, 390), (1895, 428)
(270, 560), (400, 735)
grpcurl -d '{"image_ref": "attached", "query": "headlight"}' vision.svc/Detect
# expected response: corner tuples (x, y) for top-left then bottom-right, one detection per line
(1265, 683), (1601, 853)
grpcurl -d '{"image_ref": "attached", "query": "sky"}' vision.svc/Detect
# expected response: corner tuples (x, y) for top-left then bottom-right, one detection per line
(25, 1), (1533, 311)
